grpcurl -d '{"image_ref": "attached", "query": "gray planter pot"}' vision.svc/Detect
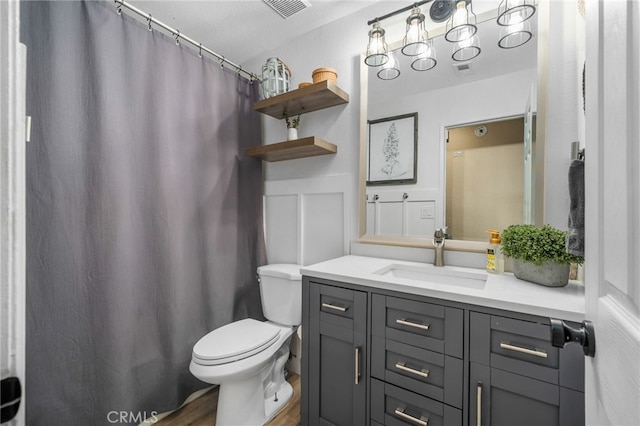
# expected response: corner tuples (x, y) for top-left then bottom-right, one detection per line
(512, 260), (570, 287)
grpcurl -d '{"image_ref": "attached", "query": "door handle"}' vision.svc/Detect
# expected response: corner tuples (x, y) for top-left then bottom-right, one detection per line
(550, 318), (596, 357)
(1, 377), (22, 422)
(476, 382), (483, 426)
(354, 346), (361, 385)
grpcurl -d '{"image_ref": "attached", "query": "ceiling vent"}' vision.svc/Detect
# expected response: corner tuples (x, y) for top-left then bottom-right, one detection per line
(453, 62), (473, 76)
(263, 0), (312, 19)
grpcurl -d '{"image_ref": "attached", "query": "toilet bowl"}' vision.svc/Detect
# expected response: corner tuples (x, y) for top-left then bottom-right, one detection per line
(189, 264), (302, 426)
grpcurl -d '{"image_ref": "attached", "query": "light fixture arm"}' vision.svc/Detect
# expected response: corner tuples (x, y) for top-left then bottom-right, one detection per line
(367, 0), (433, 26)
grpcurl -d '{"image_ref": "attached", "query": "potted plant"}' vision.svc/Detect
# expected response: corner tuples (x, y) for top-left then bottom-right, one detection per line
(500, 224), (584, 287)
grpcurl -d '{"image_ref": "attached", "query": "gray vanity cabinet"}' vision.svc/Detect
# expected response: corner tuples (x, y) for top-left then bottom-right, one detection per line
(304, 281), (368, 426)
(302, 277), (585, 426)
(469, 312), (585, 426)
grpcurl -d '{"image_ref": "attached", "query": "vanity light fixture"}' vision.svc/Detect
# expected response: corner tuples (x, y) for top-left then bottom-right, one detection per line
(377, 49), (401, 80)
(364, 0), (533, 80)
(401, 7), (430, 56)
(411, 40), (437, 71)
(365, 22), (389, 67)
(496, 0), (536, 48)
(452, 34), (481, 61)
(498, 18), (533, 48)
(497, 0), (536, 26)
(445, 0), (478, 43)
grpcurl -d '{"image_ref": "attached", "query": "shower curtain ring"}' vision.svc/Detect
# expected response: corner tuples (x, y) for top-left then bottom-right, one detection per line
(175, 30), (180, 45)
(220, 56), (225, 69)
(198, 43), (203, 58)
(116, 2), (122, 15)
(147, 14), (152, 31)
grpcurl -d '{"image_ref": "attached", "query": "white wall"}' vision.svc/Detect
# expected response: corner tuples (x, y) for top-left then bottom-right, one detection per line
(539, 0), (586, 229)
(244, 2), (393, 263)
(244, 0), (584, 263)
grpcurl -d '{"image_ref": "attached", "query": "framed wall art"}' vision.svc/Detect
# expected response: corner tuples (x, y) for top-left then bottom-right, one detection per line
(367, 112), (418, 185)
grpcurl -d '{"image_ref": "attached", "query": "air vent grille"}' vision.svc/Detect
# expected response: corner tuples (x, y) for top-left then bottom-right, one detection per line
(263, 0), (311, 19)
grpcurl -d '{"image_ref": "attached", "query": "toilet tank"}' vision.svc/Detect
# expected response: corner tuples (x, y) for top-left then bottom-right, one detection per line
(257, 264), (302, 326)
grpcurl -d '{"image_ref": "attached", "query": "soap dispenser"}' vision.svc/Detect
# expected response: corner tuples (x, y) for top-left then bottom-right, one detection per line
(486, 230), (504, 274)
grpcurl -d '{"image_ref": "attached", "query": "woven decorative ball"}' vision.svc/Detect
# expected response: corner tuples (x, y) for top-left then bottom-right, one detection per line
(312, 68), (337, 84)
(298, 82), (312, 89)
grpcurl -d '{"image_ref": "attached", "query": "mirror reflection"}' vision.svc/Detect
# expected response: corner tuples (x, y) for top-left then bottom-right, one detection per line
(363, 3), (538, 243)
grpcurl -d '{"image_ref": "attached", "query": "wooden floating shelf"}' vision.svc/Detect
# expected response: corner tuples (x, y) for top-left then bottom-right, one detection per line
(245, 137), (337, 162)
(254, 80), (349, 119)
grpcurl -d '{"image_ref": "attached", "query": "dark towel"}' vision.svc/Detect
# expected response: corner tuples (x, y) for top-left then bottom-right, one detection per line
(567, 159), (585, 256)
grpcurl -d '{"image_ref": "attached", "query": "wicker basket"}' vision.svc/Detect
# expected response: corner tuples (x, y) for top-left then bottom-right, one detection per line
(312, 67), (337, 84)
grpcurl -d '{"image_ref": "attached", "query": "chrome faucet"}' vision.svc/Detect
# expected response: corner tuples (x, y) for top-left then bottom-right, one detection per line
(433, 228), (445, 267)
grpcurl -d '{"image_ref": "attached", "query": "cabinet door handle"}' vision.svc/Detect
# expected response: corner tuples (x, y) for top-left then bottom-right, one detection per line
(322, 302), (348, 312)
(395, 362), (430, 379)
(500, 341), (548, 358)
(354, 346), (361, 385)
(394, 407), (428, 426)
(396, 318), (430, 331)
(476, 383), (483, 426)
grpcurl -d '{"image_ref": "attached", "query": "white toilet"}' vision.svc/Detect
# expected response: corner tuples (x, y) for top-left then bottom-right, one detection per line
(189, 264), (302, 426)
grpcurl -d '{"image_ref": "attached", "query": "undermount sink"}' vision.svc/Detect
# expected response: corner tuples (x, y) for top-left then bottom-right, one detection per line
(374, 263), (487, 289)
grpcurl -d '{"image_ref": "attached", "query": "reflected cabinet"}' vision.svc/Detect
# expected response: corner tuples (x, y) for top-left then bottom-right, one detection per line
(301, 277), (585, 426)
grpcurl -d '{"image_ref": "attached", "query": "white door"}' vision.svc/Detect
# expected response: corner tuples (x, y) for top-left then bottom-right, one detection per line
(584, 1), (640, 425)
(0, 1), (27, 425)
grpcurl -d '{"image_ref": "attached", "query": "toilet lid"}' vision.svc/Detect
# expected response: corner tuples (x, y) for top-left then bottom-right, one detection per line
(192, 318), (281, 365)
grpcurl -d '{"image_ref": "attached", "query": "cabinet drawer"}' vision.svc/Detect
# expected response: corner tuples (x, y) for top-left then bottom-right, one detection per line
(470, 312), (585, 391)
(313, 283), (364, 330)
(372, 294), (463, 358)
(371, 378), (462, 426)
(371, 336), (463, 408)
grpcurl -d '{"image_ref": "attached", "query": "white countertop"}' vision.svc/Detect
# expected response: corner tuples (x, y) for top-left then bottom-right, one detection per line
(301, 255), (585, 322)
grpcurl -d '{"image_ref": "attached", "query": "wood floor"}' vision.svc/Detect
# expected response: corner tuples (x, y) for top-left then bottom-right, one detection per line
(155, 374), (300, 426)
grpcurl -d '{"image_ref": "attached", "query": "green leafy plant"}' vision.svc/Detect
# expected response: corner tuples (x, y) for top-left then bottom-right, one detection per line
(501, 224), (584, 265)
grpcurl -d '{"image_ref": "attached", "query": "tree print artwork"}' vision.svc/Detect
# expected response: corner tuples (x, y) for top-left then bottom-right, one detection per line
(367, 113), (417, 185)
(381, 122), (407, 178)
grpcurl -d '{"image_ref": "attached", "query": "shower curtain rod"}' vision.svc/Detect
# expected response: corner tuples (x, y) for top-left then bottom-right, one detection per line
(114, 0), (260, 82)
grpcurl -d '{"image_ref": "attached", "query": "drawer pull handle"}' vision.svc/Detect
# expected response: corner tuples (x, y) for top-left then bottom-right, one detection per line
(396, 318), (430, 331)
(394, 407), (428, 426)
(500, 341), (548, 359)
(476, 383), (483, 426)
(395, 362), (430, 379)
(354, 346), (361, 385)
(322, 302), (348, 312)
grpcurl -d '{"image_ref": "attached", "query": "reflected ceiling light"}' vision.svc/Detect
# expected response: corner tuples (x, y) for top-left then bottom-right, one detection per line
(377, 49), (401, 80)
(497, 0), (536, 26)
(498, 19), (532, 48)
(445, 0), (478, 43)
(365, 22), (389, 67)
(401, 7), (430, 56)
(411, 41), (437, 71)
(452, 35), (481, 61)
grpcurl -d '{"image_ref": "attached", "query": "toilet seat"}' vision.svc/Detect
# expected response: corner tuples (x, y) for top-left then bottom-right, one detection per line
(192, 318), (281, 366)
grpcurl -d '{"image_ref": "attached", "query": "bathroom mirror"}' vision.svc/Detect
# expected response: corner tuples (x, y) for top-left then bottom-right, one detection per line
(358, 1), (543, 251)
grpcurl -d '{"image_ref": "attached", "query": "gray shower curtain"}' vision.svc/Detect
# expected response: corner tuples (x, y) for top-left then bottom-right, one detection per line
(21, 1), (266, 424)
